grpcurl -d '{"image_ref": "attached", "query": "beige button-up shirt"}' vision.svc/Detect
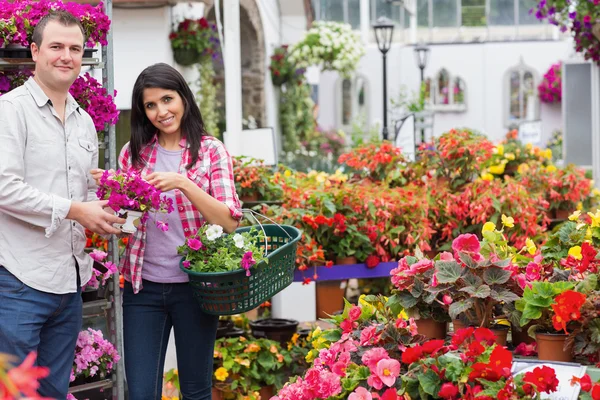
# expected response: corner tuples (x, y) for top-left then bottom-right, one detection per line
(0, 77), (96, 294)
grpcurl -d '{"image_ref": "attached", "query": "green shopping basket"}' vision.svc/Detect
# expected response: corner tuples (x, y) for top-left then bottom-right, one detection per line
(180, 216), (301, 316)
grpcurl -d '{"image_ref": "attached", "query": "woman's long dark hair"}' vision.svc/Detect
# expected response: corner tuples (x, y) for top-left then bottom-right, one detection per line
(130, 63), (207, 169)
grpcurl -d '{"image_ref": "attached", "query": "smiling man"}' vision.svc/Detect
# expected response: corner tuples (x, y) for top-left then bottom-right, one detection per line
(0, 11), (124, 398)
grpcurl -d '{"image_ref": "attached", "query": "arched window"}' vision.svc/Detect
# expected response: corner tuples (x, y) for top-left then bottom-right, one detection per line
(424, 69), (467, 112)
(504, 59), (539, 127)
(337, 75), (370, 129)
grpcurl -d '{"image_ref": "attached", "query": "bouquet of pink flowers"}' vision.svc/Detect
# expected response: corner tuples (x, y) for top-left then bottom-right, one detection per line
(96, 170), (174, 231)
(70, 328), (120, 383)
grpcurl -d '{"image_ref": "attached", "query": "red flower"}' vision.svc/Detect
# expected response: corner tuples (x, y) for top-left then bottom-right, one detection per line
(451, 327), (474, 347)
(325, 260), (334, 268)
(6, 352), (49, 398)
(380, 388), (400, 400)
(366, 255), (380, 269)
(523, 366), (559, 394)
(572, 374), (593, 392)
(438, 383), (459, 399)
(488, 346), (512, 377)
(401, 345), (423, 364)
(474, 327), (496, 345)
(421, 339), (445, 355)
(468, 362), (501, 382)
(302, 277), (312, 285)
(592, 384), (600, 400)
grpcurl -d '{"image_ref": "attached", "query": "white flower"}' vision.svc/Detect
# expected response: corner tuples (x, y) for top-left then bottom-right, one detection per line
(233, 233), (245, 249)
(205, 224), (224, 241)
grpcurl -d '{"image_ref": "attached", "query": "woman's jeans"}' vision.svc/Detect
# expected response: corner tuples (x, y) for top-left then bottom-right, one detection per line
(123, 280), (218, 400)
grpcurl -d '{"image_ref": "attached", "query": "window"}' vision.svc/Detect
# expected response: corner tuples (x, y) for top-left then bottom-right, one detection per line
(461, 0), (486, 27)
(313, 0), (361, 29)
(489, 0), (515, 25)
(425, 69), (467, 112)
(504, 60), (539, 126)
(337, 75), (370, 129)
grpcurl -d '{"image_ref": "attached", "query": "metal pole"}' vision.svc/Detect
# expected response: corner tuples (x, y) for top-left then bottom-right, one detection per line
(420, 67), (425, 143)
(382, 51), (388, 141)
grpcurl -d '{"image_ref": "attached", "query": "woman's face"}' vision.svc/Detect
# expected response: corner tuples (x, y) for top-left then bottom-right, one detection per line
(142, 87), (185, 138)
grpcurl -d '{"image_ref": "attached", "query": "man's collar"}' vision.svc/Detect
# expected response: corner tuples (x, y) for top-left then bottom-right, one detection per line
(25, 77), (80, 113)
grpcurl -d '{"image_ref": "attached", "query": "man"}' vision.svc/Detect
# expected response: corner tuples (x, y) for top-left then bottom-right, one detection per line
(0, 11), (125, 398)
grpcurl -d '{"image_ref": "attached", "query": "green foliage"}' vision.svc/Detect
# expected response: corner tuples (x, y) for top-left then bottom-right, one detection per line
(279, 82), (315, 153)
(194, 60), (220, 138)
(515, 280), (574, 329)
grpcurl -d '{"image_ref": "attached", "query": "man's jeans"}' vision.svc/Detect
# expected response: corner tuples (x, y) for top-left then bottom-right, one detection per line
(0, 265), (82, 399)
(123, 280), (218, 400)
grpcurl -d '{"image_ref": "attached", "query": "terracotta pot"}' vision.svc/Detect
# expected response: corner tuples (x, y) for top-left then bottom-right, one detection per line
(259, 385), (274, 400)
(335, 256), (358, 265)
(490, 325), (509, 346)
(553, 209), (572, 220)
(212, 387), (224, 400)
(416, 318), (447, 340)
(536, 332), (573, 362)
(511, 324), (535, 346)
(240, 193), (259, 202)
(452, 319), (466, 333)
(315, 280), (346, 319)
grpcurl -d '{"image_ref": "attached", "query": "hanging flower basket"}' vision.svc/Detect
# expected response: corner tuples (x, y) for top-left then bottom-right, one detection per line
(173, 47), (201, 66)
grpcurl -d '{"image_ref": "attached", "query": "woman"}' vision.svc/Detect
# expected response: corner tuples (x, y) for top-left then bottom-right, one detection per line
(93, 63), (241, 400)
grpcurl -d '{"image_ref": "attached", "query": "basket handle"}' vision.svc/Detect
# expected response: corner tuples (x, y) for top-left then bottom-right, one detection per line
(242, 207), (294, 243)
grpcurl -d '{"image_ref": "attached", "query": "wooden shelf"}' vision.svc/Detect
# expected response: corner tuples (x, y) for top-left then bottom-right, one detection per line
(69, 378), (113, 393)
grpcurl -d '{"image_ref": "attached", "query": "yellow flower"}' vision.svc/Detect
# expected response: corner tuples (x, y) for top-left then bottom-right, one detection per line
(588, 210), (600, 227)
(284, 169), (292, 178)
(504, 152), (516, 161)
(494, 144), (504, 156)
(517, 163), (530, 174)
(525, 143), (533, 151)
(244, 343), (261, 353)
(543, 148), (553, 160)
(546, 165), (557, 173)
(214, 367), (229, 381)
(240, 359), (250, 367)
(305, 350), (316, 363)
(577, 202), (583, 211)
(482, 222), (496, 233)
(569, 210), (582, 221)
(239, 336), (247, 342)
(568, 246), (582, 260)
(501, 214), (514, 228)
(290, 333), (299, 346)
(173, 369), (178, 375)
(481, 172), (494, 181)
(523, 238), (536, 255)
(488, 164), (506, 175)
(270, 345), (278, 354)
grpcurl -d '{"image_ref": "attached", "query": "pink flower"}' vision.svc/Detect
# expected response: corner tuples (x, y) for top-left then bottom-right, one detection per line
(361, 347), (389, 371)
(438, 382), (459, 399)
(395, 318), (407, 329)
(182, 260), (191, 269)
(443, 294), (453, 305)
(514, 342), (537, 357)
(439, 251), (454, 261)
(375, 358), (400, 387)
(360, 325), (380, 346)
(348, 387), (372, 400)
(90, 249), (107, 262)
(452, 233), (480, 254)
(348, 305), (362, 321)
(525, 262), (542, 281)
(367, 374), (384, 390)
(431, 273), (439, 287)
(408, 318), (418, 336)
(156, 220), (169, 232)
(187, 238), (203, 251)
(340, 319), (357, 333)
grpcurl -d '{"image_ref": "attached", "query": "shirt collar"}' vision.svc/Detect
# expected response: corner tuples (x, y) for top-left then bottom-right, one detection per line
(25, 77), (80, 113)
(149, 134), (190, 149)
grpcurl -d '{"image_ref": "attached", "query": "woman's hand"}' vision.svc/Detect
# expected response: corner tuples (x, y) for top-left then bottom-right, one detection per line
(90, 168), (114, 186)
(145, 172), (188, 192)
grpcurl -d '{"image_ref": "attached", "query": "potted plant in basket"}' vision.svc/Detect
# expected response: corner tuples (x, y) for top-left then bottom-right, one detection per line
(96, 170), (174, 233)
(168, 17), (219, 66)
(70, 328), (120, 386)
(388, 253), (451, 340)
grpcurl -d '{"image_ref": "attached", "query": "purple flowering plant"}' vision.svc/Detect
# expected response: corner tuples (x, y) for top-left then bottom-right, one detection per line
(178, 224), (266, 276)
(168, 17), (220, 61)
(70, 328), (120, 383)
(538, 62), (562, 103)
(69, 73), (119, 134)
(532, 0), (600, 64)
(84, 249), (117, 291)
(0, 70), (32, 96)
(0, 0), (111, 47)
(96, 170), (174, 230)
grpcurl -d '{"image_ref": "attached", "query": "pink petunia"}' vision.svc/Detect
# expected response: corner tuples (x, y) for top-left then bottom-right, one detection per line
(375, 358), (400, 387)
(187, 238), (202, 251)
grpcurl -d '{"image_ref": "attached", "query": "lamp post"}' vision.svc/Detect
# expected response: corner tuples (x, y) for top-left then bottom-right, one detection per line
(373, 17), (394, 141)
(413, 44), (430, 143)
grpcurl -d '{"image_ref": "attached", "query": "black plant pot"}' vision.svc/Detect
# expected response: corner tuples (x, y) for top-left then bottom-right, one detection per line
(216, 319), (235, 339)
(84, 48), (98, 58)
(249, 318), (299, 345)
(2, 45), (31, 59)
(173, 47), (200, 66)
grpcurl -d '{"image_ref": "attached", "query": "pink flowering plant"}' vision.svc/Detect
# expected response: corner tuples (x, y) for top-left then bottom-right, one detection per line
(70, 73), (119, 135)
(70, 328), (120, 383)
(537, 62), (562, 103)
(96, 170), (174, 229)
(274, 295), (421, 400)
(84, 249), (117, 291)
(0, 70), (32, 96)
(178, 225), (266, 276)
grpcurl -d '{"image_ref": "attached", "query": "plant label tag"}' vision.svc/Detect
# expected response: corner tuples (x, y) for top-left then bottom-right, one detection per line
(512, 359), (586, 400)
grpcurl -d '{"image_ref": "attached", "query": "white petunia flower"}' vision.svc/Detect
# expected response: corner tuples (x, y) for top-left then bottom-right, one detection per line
(205, 224), (224, 241)
(233, 233), (245, 249)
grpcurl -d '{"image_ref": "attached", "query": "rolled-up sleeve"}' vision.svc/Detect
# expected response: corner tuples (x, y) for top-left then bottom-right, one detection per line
(0, 100), (71, 237)
(208, 141), (243, 220)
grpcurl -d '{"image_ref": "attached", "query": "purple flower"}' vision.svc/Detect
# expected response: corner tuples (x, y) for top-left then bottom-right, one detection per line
(241, 251), (257, 276)
(182, 260), (191, 269)
(156, 221), (169, 232)
(187, 238), (203, 251)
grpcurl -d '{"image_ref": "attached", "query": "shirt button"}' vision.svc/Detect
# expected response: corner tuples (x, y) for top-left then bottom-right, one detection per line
(72, 222), (76, 227)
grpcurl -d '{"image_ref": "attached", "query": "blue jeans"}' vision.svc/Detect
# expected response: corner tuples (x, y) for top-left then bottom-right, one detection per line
(0, 265), (82, 399)
(123, 280), (218, 400)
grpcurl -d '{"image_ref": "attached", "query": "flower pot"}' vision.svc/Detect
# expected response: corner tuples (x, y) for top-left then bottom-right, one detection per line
(335, 256), (358, 265)
(212, 387), (224, 400)
(415, 318), (447, 340)
(511, 323), (535, 346)
(553, 209), (572, 220)
(173, 47), (200, 66)
(249, 318), (299, 345)
(3, 44), (31, 59)
(83, 48), (98, 58)
(240, 193), (259, 202)
(216, 319), (235, 339)
(536, 332), (573, 362)
(490, 324), (509, 346)
(452, 319), (467, 333)
(259, 385), (274, 400)
(115, 210), (143, 234)
(315, 280), (346, 319)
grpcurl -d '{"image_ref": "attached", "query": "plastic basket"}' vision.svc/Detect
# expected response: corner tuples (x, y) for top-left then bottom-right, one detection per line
(180, 223), (301, 315)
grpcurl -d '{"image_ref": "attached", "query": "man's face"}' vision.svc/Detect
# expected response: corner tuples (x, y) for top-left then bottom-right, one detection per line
(31, 21), (84, 90)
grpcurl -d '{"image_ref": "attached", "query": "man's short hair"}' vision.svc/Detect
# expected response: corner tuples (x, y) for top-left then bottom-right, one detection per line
(31, 11), (86, 47)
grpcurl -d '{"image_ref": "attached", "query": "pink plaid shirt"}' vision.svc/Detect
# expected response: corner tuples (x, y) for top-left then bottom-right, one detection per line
(118, 135), (242, 293)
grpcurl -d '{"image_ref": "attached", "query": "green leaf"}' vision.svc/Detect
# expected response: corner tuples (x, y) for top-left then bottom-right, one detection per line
(460, 284), (491, 299)
(490, 288), (520, 303)
(257, 351), (274, 370)
(483, 267), (511, 285)
(322, 330), (342, 342)
(449, 299), (474, 320)
(462, 272), (483, 287)
(435, 260), (463, 284)
(520, 305), (542, 325)
(411, 278), (424, 298)
(417, 369), (441, 396)
(458, 252), (479, 269)
(386, 294), (405, 317)
(492, 258), (511, 268)
(577, 274), (598, 294)
(551, 281), (575, 295)
(396, 292), (418, 309)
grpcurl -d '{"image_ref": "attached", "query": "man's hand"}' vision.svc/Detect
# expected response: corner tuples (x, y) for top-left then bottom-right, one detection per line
(67, 200), (125, 235)
(145, 172), (188, 192)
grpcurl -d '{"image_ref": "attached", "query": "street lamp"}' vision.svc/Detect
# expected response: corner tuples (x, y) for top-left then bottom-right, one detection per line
(373, 17), (394, 141)
(414, 44), (430, 83)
